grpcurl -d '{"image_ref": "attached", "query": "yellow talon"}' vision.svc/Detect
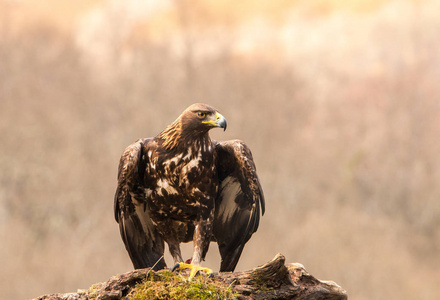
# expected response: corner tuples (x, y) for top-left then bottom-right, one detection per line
(172, 262), (213, 280)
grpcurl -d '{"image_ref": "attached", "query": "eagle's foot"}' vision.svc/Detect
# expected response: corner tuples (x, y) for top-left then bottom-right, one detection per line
(171, 262), (213, 281)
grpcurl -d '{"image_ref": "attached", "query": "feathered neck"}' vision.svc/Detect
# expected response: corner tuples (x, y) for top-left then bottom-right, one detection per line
(158, 118), (182, 150)
(158, 118), (210, 151)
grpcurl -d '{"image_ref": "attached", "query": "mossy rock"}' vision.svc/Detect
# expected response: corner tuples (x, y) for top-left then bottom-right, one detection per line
(126, 270), (238, 300)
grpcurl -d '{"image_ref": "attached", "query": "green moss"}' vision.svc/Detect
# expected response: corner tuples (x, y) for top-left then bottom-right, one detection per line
(87, 282), (104, 299)
(249, 272), (273, 294)
(128, 270), (237, 300)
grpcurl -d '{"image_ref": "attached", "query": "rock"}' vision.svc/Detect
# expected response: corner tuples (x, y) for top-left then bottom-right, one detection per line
(35, 253), (347, 300)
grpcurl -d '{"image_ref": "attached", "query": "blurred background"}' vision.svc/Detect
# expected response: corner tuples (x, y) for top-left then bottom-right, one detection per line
(1, 0), (439, 299)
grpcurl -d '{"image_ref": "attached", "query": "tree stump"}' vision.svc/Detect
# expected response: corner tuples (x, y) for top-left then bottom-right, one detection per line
(36, 253), (347, 300)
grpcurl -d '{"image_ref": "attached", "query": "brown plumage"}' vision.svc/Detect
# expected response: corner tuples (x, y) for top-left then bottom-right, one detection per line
(114, 103), (265, 272)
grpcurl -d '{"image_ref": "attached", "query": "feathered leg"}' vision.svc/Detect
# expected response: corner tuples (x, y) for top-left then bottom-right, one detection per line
(172, 219), (213, 280)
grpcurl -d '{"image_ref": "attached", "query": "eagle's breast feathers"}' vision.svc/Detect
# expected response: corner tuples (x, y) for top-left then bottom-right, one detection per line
(143, 137), (217, 222)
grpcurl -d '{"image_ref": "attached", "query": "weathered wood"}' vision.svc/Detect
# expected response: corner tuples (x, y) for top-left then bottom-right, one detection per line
(35, 253), (347, 300)
(287, 262), (347, 300)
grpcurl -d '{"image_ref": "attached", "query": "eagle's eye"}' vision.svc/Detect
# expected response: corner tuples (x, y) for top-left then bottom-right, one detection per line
(197, 112), (207, 118)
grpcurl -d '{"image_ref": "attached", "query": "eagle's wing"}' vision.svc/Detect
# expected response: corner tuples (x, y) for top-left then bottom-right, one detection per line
(114, 138), (166, 270)
(213, 140), (265, 272)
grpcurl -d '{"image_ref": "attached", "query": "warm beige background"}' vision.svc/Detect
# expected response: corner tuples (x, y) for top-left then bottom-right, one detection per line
(1, 1), (439, 299)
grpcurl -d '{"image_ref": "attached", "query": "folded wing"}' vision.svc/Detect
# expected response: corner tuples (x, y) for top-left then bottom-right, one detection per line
(114, 139), (165, 270)
(213, 140), (265, 272)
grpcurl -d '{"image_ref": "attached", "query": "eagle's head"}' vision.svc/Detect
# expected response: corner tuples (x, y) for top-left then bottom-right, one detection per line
(159, 103), (227, 149)
(181, 103), (227, 132)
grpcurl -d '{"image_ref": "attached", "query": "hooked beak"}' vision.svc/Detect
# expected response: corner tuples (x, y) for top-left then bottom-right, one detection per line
(202, 112), (227, 131)
(215, 112), (227, 131)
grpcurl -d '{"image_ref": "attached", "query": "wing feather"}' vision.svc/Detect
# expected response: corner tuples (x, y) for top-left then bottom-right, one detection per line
(213, 140), (265, 272)
(114, 138), (165, 270)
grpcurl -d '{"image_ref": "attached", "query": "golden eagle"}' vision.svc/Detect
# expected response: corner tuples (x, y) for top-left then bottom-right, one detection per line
(114, 103), (265, 274)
